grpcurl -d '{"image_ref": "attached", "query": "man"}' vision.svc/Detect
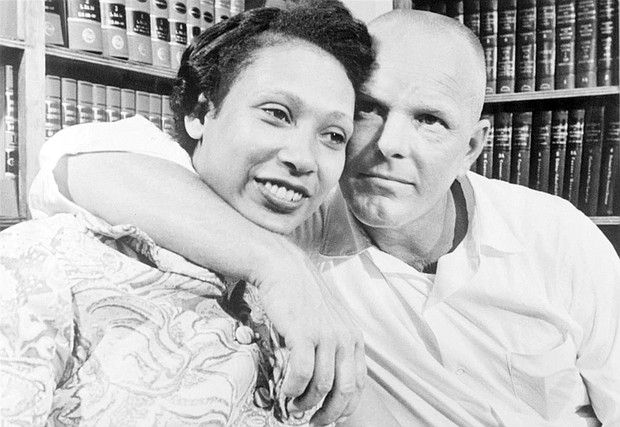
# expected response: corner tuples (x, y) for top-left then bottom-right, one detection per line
(30, 10), (620, 426)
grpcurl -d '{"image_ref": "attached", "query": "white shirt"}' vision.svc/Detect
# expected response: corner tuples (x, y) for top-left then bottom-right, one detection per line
(30, 117), (620, 427)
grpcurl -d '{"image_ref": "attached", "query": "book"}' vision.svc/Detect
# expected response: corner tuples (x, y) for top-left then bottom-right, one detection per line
(45, 75), (62, 140)
(477, 113), (494, 178)
(149, 93), (163, 129)
(535, 0), (556, 90)
(447, 0), (465, 23)
(0, 65), (19, 218)
(596, 0), (617, 86)
(496, 0), (517, 93)
(515, 0), (536, 92)
(126, 0), (153, 64)
(493, 111), (512, 181)
(106, 86), (122, 122)
(579, 105), (605, 215)
(548, 109), (568, 196)
(188, 0), (202, 44)
(529, 109), (552, 192)
(200, 0), (215, 31)
(215, 0), (231, 23)
(66, 0), (104, 53)
(480, 0), (498, 94)
(162, 94), (175, 136)
(0, 0), (19, 40)
(44, 0), (66, 46)
(151, 0), (172, 68)
(230, 0), (245, 16)
(170, 0), (189, 69)
(92, 84), (107, 122)
(61, 78), (78, 129)
(77, 80), (95, 124)
(431, 1), (447, 14)
(101, 0), (129, 59)
(510, 111), (532, 186)
(598, 104), (619, 215)
(563, 108), (585, 205)
(464, 0), (480, 36)
(575, 0), (597, 88)
(120, 88), (136, 119)
(555, 0), (576, 89)
(136, 90), (150, 120)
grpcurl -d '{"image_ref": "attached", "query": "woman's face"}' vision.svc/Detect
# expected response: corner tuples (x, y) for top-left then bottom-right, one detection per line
(186, 42), (355, 234)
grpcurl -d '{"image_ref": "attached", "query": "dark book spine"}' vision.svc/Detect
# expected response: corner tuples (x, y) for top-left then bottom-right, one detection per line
(536, 0), (556, 90)
(61, 78), (78, 129)
(596, 0), (616, 86)
(515, 0), (537, 92)
(575, 0), (597, 87)
(431, 1), (448, 15)
(45, 75), (62, 140)
(493, 111), (512, 181)
(563, 108), (586, 205)
(105, 86), (122, 122)
(66, 0), (103, 52)
(477, 113), (494, 177)
(529, 110), (552, 192)
(77, 80), (94, 124)
(510, 111), (532, 186)
(92, 83), (107, 122)
(464, 0), (481, 36)
(579, 105), (605, 215)
(447, 0), (465, 23)
(45, 0), (66, 46)
(497, 0), (517, 93)
(101, 0), (129, 59)
(555, 0), (576, 88)
(598, 104), (619, 215)
(480, 0), (498, 94)
(549, 109), (568, 196)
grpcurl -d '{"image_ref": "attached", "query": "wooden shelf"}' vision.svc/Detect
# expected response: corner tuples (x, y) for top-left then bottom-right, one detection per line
(591, 216), (620, 226)
(45, 45), (177, 80)
(485, 86), (620, 104)
(0, 37), (26, 51)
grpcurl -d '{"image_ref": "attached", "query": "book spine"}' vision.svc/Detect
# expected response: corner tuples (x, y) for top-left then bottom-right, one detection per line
(510, 111), (532, 186)
(596, 0), (616, 86)
(555, 0), (576, 89)
(447, 0), (465, 23)
(515, 0), (536, 92)
(149, 93), (163, 129)
(187, 0), (202, 44)
(162, 95), (175, 136)
(493, 111), (512, 181)
(4, 66), (17, 179)
(92, 84), (107, 122)
(120, 88), (136, 119)
(77, 80), (94, 124)
(214, 0), (230, 22)
(106, 86), (122, 122)
(598, 104), (619, 215)
(45, 0), (66, 46)
(230, 0), (245, 17)
(169, 0), (189, 69)
(200, 0), (215, 31)
(549, 109), (568, 196)
(101, 0), (129, 59)
(575, 0), (597, 87)
(0, 0), (19, 39)
(529, 109), (552, 192)
(126, 0), (153, 64)
(480, 0), (499, 94)
(61, 78), (78, 129)
(151, 0), (171, 68)
(497, 0), (517, 93)
(45, 75), (62, 140)
(477, 113), (494, 177)
(536, 0), (556, 90)
(431, 1), (447, 14)
(579, 105), (605, 215)
(136, 90), (150, 119)
(563, 108), (585, 205)
(464, 0), (481, 36)
(66, 0), (104, 52)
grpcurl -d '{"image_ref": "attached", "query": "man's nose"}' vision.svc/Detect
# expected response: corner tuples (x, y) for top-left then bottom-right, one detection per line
(276, 131), (318, 175)
(376, 114), (413, 159)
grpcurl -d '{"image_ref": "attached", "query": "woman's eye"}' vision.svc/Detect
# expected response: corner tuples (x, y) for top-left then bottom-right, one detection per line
(264, 108), (291, 123)
(320, 131), (347, 147)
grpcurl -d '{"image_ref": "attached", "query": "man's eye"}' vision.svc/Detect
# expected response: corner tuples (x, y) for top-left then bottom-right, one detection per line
(264, 108), (291, 123)
(419, 114), (442, 126)
(355, 100), (382, 119)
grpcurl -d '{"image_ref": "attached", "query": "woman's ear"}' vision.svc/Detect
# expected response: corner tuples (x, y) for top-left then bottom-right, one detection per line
(184, 93), (213, 140)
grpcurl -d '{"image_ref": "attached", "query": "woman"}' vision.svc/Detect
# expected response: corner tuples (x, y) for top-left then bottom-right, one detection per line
(0, 2), (374, 425)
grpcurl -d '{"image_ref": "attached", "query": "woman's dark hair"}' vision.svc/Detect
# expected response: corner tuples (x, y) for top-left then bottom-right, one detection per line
(170, 0), (375, 155)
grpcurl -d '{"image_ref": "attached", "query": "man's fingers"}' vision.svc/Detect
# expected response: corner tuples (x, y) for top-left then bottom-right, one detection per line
(282, 339), (315, 398)
(289, 340), (336, 412)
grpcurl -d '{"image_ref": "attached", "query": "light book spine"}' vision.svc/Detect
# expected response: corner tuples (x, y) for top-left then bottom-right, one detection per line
(66, 0), (104, 52)
(61, 78), (78, 129)
(77, 80), (95, 124)
(126, 0), (153, 64)
(149, 93), (163, 129)
(106, 86), (122, 122)
(45, 0), (66, 45)
(120, 88), (136, 119)
(0, 65), (19, 217)
(170, 0), (189, 69)
(200, 0), (215, 31)
(136, 90), (150, 119)
(162, 95), (175, 136)
(214, 0), (231, 22)
(101, 0), (130, 59)
(45, 75), (62, 139)
(92, 84), (107, 122)
(188, 0), (202, 44)
(151, 0), (171, 68)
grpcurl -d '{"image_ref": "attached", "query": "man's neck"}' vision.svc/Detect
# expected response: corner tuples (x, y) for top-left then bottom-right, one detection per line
(364, 181), (468, 272)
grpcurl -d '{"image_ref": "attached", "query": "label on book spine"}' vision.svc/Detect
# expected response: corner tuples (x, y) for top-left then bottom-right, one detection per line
(515, 0), (536, 92)
(575, 0), (597, 88)
(555, 0), (576, 89)
(536, 0), (556, 90)
(66, 0), (104, 52)
(564, 109), (585, 205)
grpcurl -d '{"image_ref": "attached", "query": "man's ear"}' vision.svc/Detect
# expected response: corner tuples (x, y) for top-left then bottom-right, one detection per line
(460, 117), (490, 176)
(184, 93), (214, 140)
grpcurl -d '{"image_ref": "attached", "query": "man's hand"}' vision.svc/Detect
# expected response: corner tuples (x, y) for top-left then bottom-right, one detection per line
(255, 245), (366, 426)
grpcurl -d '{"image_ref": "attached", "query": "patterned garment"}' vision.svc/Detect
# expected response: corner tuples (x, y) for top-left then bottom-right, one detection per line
(0, 213), (313, 426)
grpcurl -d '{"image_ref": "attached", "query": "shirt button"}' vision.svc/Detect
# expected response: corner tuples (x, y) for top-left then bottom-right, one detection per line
(456, 368), (466, 376)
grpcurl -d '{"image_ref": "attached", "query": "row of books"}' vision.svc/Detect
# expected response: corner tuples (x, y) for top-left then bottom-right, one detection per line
(411, 0), (619, 93)
(474, 104), (619, 216)
(45, 74), (175, 139)
(0, 66), (18, 217)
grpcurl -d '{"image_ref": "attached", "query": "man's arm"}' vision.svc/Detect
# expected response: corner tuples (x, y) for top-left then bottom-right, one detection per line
(55, 152), (365, 425)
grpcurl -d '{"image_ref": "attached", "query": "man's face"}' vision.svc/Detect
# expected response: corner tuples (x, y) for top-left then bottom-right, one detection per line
(340, 30), (483, 231)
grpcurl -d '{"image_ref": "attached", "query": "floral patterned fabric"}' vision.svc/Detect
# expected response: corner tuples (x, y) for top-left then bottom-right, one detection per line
(0, 213), (312, 426)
